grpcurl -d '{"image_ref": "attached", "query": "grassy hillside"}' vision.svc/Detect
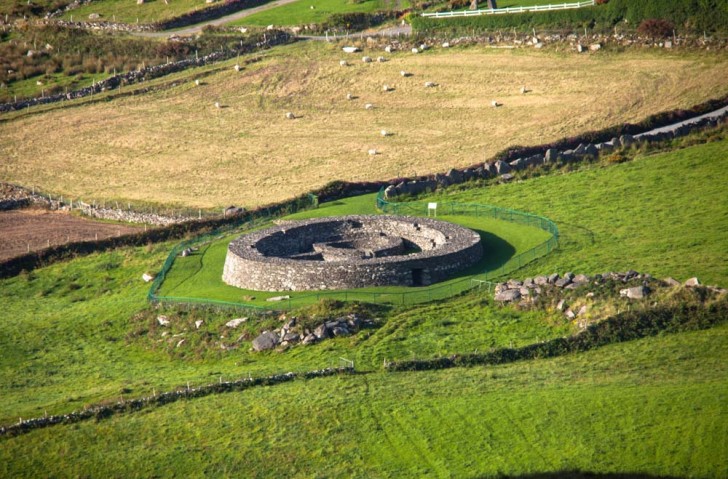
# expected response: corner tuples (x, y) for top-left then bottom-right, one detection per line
(1, 321), (726, 477)
(432, 139), (728, 286)
(2, 42), (727, 209)
(1, 135), (726, 426)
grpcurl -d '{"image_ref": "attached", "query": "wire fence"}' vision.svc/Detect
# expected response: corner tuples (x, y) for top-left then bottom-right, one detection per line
(149, 189), (559, 310)
(421, 0), (595, 19)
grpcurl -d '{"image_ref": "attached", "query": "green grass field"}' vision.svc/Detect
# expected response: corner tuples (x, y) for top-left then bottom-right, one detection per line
(1, 137), (727, 476)
(233, 0), (411, 27)
(158, 192), (552, 306)
(1, 321), (726, 477)
(61, 0), (215, 24)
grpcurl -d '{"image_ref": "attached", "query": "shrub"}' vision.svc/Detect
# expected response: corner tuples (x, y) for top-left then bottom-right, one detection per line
(637, 18), (674, 38)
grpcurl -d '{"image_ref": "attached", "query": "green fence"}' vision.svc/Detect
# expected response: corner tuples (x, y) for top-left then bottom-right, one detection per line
(149, 190), (559, 311)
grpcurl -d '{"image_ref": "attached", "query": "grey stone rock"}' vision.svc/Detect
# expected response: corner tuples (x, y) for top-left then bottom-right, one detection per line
(565, 309), (576, 320)
(545, 148), (559, 163)
(556, 299), (568, 311)
(523, 278), (535, 287)
(157, 315), (170, 326)
(252, 331), (279, 351)
(509, 158), (527, 170)
(548, 273), (560, 284)
(495, 289), (521, 302)
(620, 286), (649, 299)
(684, 277), (700, 287)
(554, 278), (572, 288)
(619, 134), (635, 147)
(534, 275), (549, 285)
(574, 144), (586, 156)
(662, 277), (680, 287)
(313, 324), (329, 339)
(302, 334), (317, 345)
(495, 160), (512, 175)
(573, 274), (590, 283)
(564, 272), (575, 280)
(584, 144), (598, 157)
(331, 326), (350, 337)
(500, 173), (514, 182)
(577, 305), (588, 317)
(446, 168), (464, 183)
(225, 318), (247, 328)
(519, 287), (531, 297)
(507, 279), (523, 289)
(282, 332), (300, 342)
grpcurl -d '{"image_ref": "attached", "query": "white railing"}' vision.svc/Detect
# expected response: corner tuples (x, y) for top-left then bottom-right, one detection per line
(421, 0), (595, 19)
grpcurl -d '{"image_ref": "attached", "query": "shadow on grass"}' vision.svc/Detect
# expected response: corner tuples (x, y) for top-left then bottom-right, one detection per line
(443, 230), (517, 282)
(474, 473), (684, 479)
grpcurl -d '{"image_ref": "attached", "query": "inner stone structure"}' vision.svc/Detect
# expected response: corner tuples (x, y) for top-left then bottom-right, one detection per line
(222, 215), (483, 291)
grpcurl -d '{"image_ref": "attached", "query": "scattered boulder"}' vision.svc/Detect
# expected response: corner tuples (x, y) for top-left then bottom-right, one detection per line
(684, 277), (701, 287)
(157, 315), (170, 326)
(620, 286), (649, 299)
(302, 334), (317, 345)
(495, 289), (521, 302)
(313, 323), (329, 339)
(252, 331), (279, 351)
(285, 112), (295, 120)
(662, 277), (681, 287)
(342, 46), (359, 53)
(554, 277), (572, 288)
(225, 318), (247, 328)
(266, 295), (290, 302)
(556, 299), (568, 311)
(362, 56), (372, 63)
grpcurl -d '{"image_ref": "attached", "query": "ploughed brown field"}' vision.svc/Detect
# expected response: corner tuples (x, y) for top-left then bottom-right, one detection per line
(2, 42), (727, 209)
(0, 209), (142, 261)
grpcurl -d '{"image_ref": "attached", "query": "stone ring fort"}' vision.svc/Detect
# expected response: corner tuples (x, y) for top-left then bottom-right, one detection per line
(222, 215), (483, 291)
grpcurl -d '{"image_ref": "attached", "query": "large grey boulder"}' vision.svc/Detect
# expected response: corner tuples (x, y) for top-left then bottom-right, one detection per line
(446, 169), (464, 184)
(554, 277), (572, 288)
(313, 323), (329, 339)
(495, 160), (512, 175)
(545, 148), (559, 163)
(684, 277), (701, 287)
(619, 134), (635, 147)
(252, 331), (279, 351)
(495, 289), (521, 302)
(620, 286), (649, 299)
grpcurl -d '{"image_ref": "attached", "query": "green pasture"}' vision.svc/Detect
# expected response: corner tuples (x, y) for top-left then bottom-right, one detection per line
(2, 320), (726, 477)
(61, 0), (215, 24)
(158, 192), (552, 307)
(433, 139), (728, 286)
(231, 0), (410, 27)
(1, 136), (728, 477)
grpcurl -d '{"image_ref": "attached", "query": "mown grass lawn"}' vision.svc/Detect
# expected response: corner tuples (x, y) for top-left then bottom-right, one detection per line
(158, 191), (552, 307)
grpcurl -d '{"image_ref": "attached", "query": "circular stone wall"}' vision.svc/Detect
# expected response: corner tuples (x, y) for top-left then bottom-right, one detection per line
(222, 215), (483, 291)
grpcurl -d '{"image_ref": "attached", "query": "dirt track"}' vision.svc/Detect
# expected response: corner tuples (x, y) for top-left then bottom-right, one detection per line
(0, 209), (143, 261)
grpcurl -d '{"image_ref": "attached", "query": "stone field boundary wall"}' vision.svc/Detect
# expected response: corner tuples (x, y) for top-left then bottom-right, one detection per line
(222, 215), (483, 291)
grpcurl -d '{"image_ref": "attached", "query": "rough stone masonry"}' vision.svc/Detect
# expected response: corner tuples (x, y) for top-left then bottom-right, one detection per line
(222, 215), (483, 291)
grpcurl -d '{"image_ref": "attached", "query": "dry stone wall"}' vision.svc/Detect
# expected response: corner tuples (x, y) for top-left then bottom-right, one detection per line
(223, 215), (483, 291)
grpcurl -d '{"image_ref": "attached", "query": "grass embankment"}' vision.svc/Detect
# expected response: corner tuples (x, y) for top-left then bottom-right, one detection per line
(158, 192), (551, 306)
(2, 42), (727, 208)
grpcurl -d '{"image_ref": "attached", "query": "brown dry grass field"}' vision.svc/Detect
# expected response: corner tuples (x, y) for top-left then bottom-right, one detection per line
(0, 209), (142, 260)
(1, 41), (727, 209)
